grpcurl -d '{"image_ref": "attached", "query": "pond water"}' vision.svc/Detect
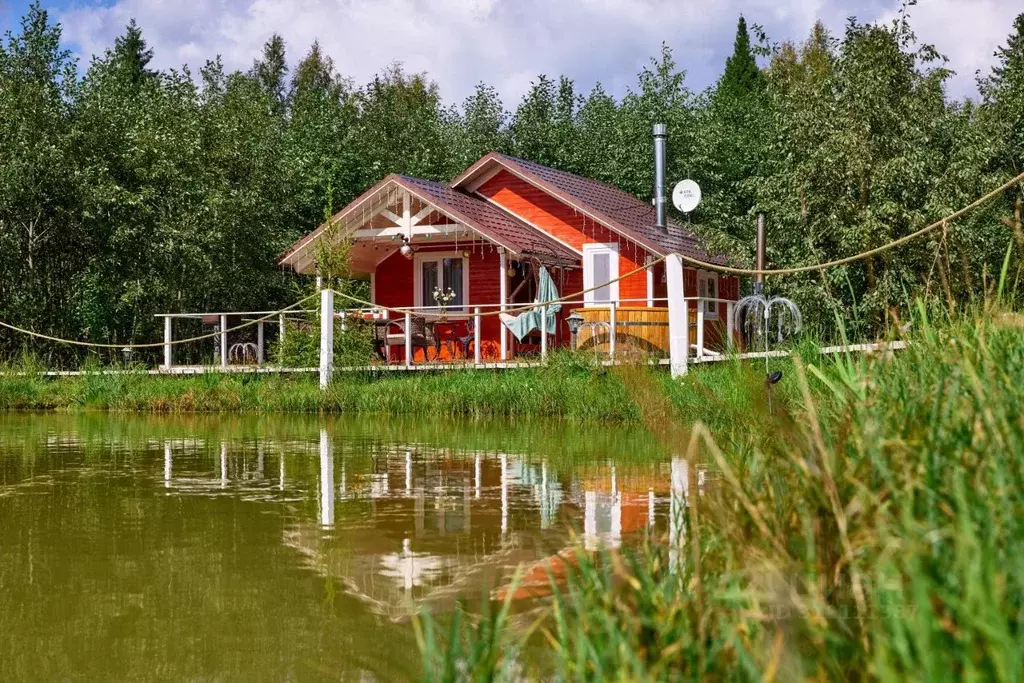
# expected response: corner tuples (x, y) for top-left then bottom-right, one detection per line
(0, 413), (692, 681)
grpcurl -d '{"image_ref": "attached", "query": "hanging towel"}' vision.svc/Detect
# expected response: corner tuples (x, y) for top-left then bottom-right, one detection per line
(499, 267), (561, 342)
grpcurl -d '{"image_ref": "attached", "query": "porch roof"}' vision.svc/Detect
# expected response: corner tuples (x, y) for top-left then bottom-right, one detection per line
(278, 174), (578, 274)
(397, 176), (577, 262)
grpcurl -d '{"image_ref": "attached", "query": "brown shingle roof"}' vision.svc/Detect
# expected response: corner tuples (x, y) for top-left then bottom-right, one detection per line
(396, 176), (577, 262)
(278, 173), (577, 270)
(453, 153), (725, 264)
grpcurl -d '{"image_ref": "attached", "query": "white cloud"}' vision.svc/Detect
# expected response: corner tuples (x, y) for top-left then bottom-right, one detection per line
(57, 0), (1020, 106)
(875, 0), (1020, 97)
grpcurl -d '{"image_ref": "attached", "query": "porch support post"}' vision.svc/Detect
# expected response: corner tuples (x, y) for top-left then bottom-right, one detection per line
(473, 306), (482, 365)
(646, 256), (655, 307)
(608, 303), (617, 360)
(404, 311), (413, 369)
(257, 321), (265, 366)
(319, 288), (334, 389)
(726, 301), (735, 350)
(666, 253), (688, 377)
(220, 314), (228, 368)
(162, 316), (173, 370)
(499, 249), (508, 361)
(540, 305), (548, 360)
(696, 305), (705, 360)
(279, 313), (286, 349)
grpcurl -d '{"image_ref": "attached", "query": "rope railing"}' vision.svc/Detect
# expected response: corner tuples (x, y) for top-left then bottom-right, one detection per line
(329, 256), (668, 319)
(678, 169), (1024, 277)
(0, 292), (321, 350)
(1, 169), (1020, 351)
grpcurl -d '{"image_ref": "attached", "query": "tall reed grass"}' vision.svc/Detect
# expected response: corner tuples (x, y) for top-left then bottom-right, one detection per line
(418, 304), (1024, 681)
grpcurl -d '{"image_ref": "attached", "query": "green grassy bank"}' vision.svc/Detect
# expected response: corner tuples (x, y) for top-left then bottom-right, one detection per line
(417, 306), (1024, 681)
(0, 351), (803, 426)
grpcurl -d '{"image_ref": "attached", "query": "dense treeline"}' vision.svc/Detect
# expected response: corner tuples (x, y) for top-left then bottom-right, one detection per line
(1, 3), (1022, 362)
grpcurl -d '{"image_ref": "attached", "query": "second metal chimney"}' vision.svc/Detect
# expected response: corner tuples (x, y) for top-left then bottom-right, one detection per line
(653, 124), (667, 229)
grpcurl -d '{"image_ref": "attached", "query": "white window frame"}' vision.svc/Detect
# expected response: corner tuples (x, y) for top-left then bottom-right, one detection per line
(413, 252), (470, 313)
(698, 270), (719, 320)
(582, 243), (620, 308)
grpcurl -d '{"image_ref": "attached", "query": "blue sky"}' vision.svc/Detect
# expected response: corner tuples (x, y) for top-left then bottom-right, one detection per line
(2, 0), (1021, 104)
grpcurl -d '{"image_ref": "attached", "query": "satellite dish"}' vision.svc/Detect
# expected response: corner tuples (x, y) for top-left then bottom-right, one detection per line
(672, 179), (701, 213)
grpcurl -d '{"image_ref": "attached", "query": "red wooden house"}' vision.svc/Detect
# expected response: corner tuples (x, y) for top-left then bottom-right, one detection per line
(278, 153), (738, 362)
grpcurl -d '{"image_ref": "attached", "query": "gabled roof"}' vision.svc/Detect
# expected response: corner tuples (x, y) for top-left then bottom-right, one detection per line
(278, 173), (577, 270)
(397, 176), (577, 262)
(451, 153), (723, 264)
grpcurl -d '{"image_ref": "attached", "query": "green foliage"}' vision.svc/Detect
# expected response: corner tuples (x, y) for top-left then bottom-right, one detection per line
(719, 15), (766, 98)
(420, 303), (1024, 680)
(1, 4), (1023, 365)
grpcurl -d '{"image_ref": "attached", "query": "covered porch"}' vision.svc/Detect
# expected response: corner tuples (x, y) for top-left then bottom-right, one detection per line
(278, 174), (580, 364)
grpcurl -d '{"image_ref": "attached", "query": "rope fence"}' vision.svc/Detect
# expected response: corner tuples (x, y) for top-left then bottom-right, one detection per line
(0, 168), (1021, 350)
(0, 292), (321, 350)
(677, 169), (1024, 277)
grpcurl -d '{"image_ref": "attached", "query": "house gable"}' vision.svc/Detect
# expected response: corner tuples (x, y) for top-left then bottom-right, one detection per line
(476, 169), (652, 306)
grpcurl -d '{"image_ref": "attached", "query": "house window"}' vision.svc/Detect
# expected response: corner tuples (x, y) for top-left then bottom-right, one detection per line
(698, 271), (718, 320)
(583, 243), (619, 307)
(415, 253), (468, 311)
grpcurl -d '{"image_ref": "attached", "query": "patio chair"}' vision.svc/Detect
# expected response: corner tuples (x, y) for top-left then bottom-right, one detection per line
(373, 316), (437, 363)
(455, 318), (475, 359)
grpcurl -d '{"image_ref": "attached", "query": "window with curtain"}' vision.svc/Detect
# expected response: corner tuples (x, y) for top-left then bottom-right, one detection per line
(416, 254), (467, 310)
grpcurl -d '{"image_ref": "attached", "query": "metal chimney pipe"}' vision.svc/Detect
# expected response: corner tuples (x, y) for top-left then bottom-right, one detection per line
(653, 124), (667, 229)
(755, 213), (766, 294)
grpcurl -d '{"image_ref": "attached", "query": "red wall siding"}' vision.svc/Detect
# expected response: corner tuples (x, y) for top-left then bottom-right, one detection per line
(478, 170), (651, 306)
(374, 244), (508, 359)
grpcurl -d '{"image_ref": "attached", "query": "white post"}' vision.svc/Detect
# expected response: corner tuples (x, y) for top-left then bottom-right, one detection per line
(473, 306), (482, 365)
(278, 313), (286, 348)
(257, 321), (265, 366)
(696, 304), (705, 360)
(220, 314), (228, 368)
(164, 442), (172, 488)
(319, 429), (335, 527)
(474, 454), (481, 500)
(319, 288), (334, 389)
(220, 442), (228, 488)
(669, 457), (687, 573)
(726, 301), (735, 350)
(608, 303), (617, 360)
(666, 253), (689, 377)
(500, 453), (508, 536)
(163, 316), (173, 370)
(405, 450), (413, 496)
(404, 311), (413, 369)
(540, 305), (548, 359)
(499, 249), (508, 361)
(646, 256), (655, 307)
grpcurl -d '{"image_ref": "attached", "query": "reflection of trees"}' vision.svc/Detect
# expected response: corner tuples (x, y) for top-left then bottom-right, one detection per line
(0, 439), (420, 681)
(0, 413), (712, 680)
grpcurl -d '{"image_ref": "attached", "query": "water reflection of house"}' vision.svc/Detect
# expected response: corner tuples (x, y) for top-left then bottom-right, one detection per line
(279, 433), (572, 619)
(158, 432), (704, 614)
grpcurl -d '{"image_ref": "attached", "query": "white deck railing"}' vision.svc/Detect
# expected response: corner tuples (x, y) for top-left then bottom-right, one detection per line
(154, 294), (735, 373)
